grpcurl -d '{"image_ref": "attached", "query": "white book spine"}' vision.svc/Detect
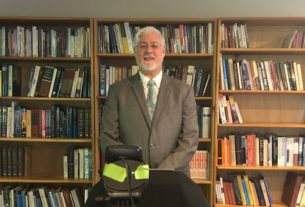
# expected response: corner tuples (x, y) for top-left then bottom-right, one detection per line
(74, 149), (79, 179)
(32, 26), (38, 57)
(78, 148), (84, 179)
(63, 155), (68, 179)
(70, 69), (80, 98)
(297, 63), (304, 90)
(7, 65), (13, 97)
(0, 27), (6, 56)
(264, 61), (274, 91)
(124, 22), (134, 53)
(48, 68), (58, 97)
(28, 65), (41, 97)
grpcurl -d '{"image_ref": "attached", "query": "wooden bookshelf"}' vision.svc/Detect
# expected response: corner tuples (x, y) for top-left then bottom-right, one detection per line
(93, 18), (217, 205)
(0, 16), (95, 205)
(215, 17), (305, 206)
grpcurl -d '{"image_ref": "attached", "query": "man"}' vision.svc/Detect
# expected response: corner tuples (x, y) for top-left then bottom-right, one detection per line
(100, 26), (199, 173)
(85, 26), (199, 207)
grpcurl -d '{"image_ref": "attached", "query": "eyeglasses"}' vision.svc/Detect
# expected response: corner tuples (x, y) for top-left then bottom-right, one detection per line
(137, 42), (163, 50)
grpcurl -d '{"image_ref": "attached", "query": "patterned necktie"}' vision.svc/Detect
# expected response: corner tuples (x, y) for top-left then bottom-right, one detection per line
(147, 80), (157, 119)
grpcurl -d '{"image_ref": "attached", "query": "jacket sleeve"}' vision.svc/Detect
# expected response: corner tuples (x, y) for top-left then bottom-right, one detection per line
(100, 85), (123, 154)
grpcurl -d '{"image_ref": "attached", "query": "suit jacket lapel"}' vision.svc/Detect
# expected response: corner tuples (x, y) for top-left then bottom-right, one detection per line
(152, 75), (170, 125)
(130, 73), (152, 128)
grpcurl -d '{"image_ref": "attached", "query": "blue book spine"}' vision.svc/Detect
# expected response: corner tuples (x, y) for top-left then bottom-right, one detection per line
(241, 179), (250, 205)
(222, 58), (228, 90)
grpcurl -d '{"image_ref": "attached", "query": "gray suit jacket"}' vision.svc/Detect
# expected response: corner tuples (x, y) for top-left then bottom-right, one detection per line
(100, 73), (199, 173)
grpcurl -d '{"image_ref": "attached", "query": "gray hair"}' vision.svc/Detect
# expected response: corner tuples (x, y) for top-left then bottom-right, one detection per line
(134, 26), (165, 48)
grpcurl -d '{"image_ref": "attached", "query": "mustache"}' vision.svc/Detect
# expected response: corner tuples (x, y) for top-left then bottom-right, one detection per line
(143, 55), (155, 58)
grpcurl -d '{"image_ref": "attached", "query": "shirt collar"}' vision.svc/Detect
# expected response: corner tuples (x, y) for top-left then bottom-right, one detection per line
(139, 70), (162, 88)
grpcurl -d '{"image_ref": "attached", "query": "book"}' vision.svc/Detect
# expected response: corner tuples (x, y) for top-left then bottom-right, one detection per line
(199, 106), (211, 138)
(28, 65), (41, 97)
(228, 134), (236, 165)
(51, 67), (63, 97)
(48, 67), (58, 97)
(223, 181), (230, 204)
(31, 109), (40, 138)
(249, 180), (259, 206)
(282, 30), (298, 48)
(70, 188), (82, 207)
(260, 178), (270, 206)
(38, 66), (55, 97)
(1, 146), (8, 176)
(70, 68), (80, 97)
(17, 146), (24, 176)
(12, 65), (21, 96)
(243, 174), (254, 205)
(235, 174), (247, 205)
(62, 189), (74, 207)
(189, 150), (208, 179)
(201, 73), (210, 96)
(59, 69), (76, 97)
(253, 177), (266, 206)
(282, 172), (303, 207)
(216, 180), (224, 204)
(67, 146), (75, 179)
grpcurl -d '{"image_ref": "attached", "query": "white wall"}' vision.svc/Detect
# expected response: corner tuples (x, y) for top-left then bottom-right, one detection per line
(1, 0), (305, 18)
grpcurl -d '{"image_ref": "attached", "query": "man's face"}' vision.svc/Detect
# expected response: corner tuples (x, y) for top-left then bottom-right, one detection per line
(135, 31), (165, 74)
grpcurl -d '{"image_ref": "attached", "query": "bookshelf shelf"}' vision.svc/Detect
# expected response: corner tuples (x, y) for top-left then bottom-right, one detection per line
(217, 166), (305, 171)
(219, 90), (305, 94)
(0, 56), (91, 62)
(195, 96), (213, 101)
(0, 97), (92, 101)
(0, 177), (92, 184)
(220, 48), (305, 54)
(218, 123), (305, 128)
(192, 178), (213, 185)
(0, 137), (92, 143)
(199, 138), (212, 143)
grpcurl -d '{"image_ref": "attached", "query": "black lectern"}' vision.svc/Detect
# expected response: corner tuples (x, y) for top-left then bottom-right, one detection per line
(89, 169), (210, 207)
(139, 170), (210, 207)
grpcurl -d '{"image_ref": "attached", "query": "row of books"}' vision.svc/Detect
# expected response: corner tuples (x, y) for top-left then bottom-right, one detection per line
(64, 147), (92, 180)
(97, 23), (214, 54)
(99, 64), (211, 97)
(27, 65), (91, 98)
(282, 172), (305, 207)
(189, 150), (209, 179)
(218, 95), (243, 124)
(282, 30), (305, 48)
(216, 174), (272, 206)
(218, 133), (305, 167)
(164, 65), (211, 97)
(220, 58), (304, 91)
(0, 64), (91, 98)
(0, 185), (89, 207)
(0, 146), (25, 177)
(0, 103), (91, 138)
(99, 64), (138, 96)
(220, 23), (250, 48)
(0, 26), (91, 58)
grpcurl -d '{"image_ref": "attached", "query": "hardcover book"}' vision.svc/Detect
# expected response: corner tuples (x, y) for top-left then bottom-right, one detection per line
(38, 66), (55, 97)
(282, 172), (303, 207)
